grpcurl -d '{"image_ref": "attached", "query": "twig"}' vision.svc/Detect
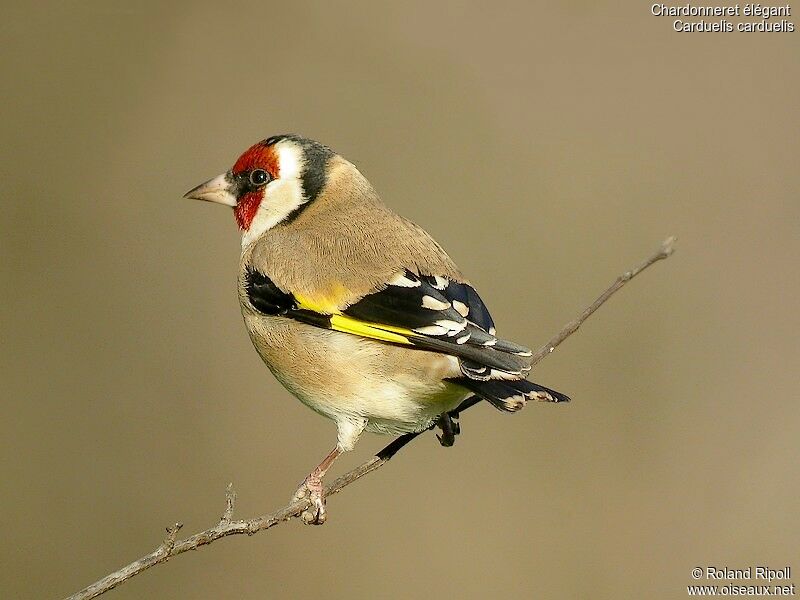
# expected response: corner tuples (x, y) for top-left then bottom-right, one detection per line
(220, 483), (236, 526)
(528, 235), (675, 365)
(65, 236), (675, 600)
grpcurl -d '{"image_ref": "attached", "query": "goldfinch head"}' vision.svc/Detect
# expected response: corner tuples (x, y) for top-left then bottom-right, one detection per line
(184, 134), (334, 237)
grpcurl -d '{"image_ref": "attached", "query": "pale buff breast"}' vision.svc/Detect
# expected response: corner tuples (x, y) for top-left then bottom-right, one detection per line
(242, 311), (469, 435)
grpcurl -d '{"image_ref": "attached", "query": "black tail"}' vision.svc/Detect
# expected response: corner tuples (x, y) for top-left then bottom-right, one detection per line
(453, 378), (571, 412)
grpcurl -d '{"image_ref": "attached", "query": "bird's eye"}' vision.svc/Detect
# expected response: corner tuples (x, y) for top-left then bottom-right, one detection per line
(249, 169), (269, 186)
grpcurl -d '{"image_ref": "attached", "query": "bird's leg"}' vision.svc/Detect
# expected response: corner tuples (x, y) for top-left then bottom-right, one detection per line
(292, 446), (341, 525)
(436, 412), (460, 447)
(435, 395), (481, 447)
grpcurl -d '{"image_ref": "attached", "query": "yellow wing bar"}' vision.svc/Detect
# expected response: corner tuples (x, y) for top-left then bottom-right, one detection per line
(294, 293), (414, 346)
(329, 314), (413, 345)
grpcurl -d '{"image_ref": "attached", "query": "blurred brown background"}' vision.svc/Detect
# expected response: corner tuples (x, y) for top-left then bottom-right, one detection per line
(2, 2), (798, 599)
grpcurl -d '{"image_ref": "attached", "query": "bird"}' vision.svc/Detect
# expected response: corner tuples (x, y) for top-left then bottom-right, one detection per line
(184, 134), (569, 524)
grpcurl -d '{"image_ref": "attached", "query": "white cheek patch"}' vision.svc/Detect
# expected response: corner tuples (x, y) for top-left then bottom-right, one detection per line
(241, 142), (306, 249)
(277, 142), (302, 180)
(241, 178), (304, 248)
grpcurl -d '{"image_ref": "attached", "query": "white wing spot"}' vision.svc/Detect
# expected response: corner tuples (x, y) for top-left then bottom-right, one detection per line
(456, 334), (471, 344)
(435, 319), (466, 332)
(452, 300), (469, 317)
(414, 325), (449, 336)
(388, 272), (421, 287)
(421, 295), (451, 311)
(488, 369), (522, 380)
(432, 276), (448, 290)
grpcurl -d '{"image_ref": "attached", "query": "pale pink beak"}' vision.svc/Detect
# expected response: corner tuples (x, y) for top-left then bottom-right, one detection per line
(183, 172), (237, 207)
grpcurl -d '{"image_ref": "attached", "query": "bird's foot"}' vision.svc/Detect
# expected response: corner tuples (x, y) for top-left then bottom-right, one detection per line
(292, 474), (327, 525)
(436, 412), (460, 447)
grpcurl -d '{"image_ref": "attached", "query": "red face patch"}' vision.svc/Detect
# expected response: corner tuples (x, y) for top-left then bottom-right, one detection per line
(230, 142), (280, 231)
(231, 142), (280, 178)
(233, 191), (262, 230)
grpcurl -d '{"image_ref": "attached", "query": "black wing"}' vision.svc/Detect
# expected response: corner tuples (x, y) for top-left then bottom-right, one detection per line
(244, 267), (532, 380)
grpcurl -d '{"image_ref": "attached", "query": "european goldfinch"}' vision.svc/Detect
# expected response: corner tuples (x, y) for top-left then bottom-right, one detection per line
(184, 135), (569, 524)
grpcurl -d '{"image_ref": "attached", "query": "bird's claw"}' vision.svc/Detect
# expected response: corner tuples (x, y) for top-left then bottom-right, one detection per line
(450, 415), (461, 435)
(436, 412), (460, 447)
(292, 475), (327, 525)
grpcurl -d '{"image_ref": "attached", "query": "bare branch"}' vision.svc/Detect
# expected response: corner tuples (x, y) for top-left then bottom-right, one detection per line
(65, 237), (675, 600)
(219, 483), (236, 526)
